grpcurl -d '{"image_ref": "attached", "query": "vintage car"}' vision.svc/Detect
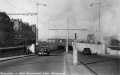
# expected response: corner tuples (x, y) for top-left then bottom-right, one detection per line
(35, 41), (50, 56)
(37, 46), (50, 56)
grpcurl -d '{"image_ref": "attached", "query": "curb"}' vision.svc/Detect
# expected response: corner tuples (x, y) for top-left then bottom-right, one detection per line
(0, 54), (35, 62)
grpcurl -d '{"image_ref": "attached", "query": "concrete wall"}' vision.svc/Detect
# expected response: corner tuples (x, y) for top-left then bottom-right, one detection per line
(74, 42), (106, 54)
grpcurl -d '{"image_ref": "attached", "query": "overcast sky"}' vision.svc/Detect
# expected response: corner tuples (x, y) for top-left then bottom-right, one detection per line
(0, 0), (120, 40)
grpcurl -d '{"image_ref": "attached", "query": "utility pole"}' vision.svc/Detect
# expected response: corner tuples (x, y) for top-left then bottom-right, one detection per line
(36, 3), (39, 45)
(66, 17), (69, 53)
(98, 1), (103, 43)
(90, 0), (102, 42)
(36, 3), (47, 45)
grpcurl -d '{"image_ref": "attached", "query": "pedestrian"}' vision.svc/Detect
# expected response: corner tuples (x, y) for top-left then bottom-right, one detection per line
(28, 43), (35, 54)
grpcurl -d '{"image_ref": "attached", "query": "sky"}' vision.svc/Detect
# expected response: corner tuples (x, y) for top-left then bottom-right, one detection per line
(0, 0), (120, 40)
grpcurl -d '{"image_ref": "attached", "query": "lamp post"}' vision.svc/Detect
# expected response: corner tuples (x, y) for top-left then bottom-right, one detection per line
(66, 17), (70, 53)
(90, 0), (102, 42)
(36, 3), (47, 45)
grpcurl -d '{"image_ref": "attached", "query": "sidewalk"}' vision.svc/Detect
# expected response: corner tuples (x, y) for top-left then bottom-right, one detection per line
(65, 53), (94, 75)
(0, 54), (34, 62)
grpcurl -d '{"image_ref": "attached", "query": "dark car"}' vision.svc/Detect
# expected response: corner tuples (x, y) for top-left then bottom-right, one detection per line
(37, 46), (50, 56)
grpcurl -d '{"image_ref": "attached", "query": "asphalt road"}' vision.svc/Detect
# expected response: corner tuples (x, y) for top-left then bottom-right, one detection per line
(1, 49), (120, 75)
(77, 52), (120, 75)
(0, 50), (65, 75)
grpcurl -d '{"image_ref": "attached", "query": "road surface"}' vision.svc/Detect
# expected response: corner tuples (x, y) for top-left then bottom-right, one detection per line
(0, 50), (65, 75)
(1, 50), (120, 75)
(77, 52), (120, 75)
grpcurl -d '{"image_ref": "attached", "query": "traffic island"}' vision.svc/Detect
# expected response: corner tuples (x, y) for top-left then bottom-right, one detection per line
(65, 53), (94, 75)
